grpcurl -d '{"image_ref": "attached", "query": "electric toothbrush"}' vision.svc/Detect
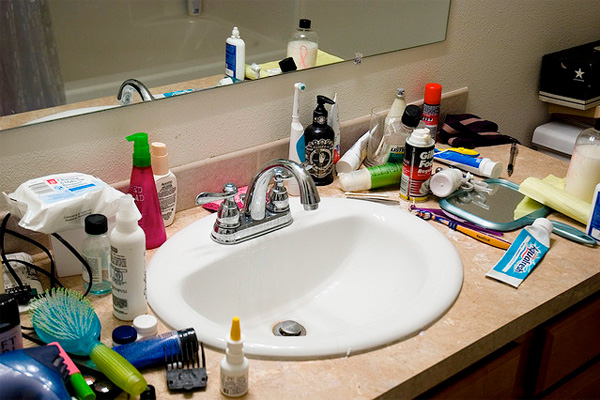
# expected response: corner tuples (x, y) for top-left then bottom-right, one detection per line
(288, 82), (306, 195)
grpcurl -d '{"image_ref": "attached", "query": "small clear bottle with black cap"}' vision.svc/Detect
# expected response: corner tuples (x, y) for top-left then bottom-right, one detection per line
(81, 213), (112, 295)
(286, 19), (319, 70)
(374, 104), (423, 165)
(304, 95), (336, 186)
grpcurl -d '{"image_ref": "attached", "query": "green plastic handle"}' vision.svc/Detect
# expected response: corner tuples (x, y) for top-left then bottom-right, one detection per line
(90, 342), (147, 396)
(70, 372), (96, 400)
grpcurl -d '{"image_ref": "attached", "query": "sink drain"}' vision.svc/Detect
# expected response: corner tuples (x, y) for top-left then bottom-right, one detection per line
(273, 320), (306, 336)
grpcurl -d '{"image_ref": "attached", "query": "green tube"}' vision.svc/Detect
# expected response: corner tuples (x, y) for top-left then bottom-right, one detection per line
(338, 163), (403, 191)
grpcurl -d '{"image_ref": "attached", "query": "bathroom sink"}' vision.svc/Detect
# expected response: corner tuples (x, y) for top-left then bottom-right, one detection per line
(147, 197), (463, 359)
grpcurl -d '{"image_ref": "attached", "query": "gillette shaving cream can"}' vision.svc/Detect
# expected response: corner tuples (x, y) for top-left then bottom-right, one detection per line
(399, 128), (435, 202)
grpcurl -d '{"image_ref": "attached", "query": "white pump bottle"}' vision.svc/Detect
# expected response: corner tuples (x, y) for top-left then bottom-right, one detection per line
(110, 194), (147, 321)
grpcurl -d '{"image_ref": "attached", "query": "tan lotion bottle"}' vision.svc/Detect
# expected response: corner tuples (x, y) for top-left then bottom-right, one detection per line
(151, 142), (177, 227)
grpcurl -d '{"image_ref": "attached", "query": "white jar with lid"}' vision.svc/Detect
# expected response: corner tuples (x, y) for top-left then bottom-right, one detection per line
(565, 119), (600, 203)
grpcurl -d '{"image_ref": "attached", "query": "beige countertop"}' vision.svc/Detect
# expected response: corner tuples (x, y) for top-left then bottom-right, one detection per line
(22, 144), (600, 399)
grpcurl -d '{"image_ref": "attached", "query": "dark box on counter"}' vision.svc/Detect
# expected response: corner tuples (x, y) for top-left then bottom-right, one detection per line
(539, 40), (600, 110)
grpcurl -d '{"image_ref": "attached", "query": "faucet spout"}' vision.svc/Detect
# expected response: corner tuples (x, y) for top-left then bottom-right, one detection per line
(117, 79), (155, 105)
(243, 159), (320, 221)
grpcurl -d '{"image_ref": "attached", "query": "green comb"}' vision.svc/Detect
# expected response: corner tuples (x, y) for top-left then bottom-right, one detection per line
(30, 288), (147, 397)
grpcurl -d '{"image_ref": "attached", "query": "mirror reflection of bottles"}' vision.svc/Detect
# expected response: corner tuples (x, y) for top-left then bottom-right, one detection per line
(287, 19), (319, 70)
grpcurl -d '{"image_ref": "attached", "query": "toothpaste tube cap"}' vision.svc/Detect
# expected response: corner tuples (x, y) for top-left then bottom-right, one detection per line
(479, 158), (503, 179)
(531, 218), (554, 236)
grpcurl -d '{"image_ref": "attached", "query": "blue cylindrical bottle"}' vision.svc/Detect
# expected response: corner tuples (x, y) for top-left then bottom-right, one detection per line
(112, 328), (197, 369)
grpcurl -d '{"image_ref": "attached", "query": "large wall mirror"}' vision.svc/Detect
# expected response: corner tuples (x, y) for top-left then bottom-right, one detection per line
(0, 0), (451, 130)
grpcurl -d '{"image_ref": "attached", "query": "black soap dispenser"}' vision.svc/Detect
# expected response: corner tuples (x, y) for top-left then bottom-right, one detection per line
(304, 95), (336, 185)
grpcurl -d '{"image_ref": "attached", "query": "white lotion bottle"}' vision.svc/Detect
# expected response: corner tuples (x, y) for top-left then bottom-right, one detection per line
(225, 27), (245, 81)
(384, 88), (407, 133)
(287, 82), (306, 195)
(220, 316), (249, 397)
(151, 142), (177, 227)
(110, 194), (147, 321)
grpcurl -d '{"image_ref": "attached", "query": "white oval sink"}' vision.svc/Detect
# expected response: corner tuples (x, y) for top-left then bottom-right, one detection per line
(147, 197), (463, 359)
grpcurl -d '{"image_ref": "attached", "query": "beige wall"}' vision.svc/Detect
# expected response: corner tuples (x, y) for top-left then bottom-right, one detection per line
(2, 0), (600, 213)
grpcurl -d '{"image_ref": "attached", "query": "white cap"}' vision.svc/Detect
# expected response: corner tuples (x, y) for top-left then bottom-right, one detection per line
(336, 154), (361, 174)
(430, 168), (463, 197)
(117, 194), (142, 223)
(408, 128), (432, 146)
(338, 169), (371, 191)
(133, 314), (158, 339)
(150, 142), (169, 176)
(479, 158), (503, 179)
(532, 218), (553, 235)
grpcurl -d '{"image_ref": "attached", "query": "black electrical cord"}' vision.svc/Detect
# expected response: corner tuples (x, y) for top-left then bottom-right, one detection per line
(3, 222), (59, 285)
(0, 214), (24, 287)
(0, 213), (93, 297)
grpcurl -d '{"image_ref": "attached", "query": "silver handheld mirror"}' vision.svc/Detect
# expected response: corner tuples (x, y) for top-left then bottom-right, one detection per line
(439, 179), (596, 245)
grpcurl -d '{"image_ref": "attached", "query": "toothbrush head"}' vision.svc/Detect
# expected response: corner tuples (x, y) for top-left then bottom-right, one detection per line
(294, 82), (306, 91)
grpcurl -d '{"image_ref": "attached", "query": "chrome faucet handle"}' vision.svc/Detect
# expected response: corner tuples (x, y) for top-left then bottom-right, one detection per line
(195, 183), (238, 204)
(267, 171), (289, 213)
(196, 183), (240, 229)
(272, 167), (294, 181)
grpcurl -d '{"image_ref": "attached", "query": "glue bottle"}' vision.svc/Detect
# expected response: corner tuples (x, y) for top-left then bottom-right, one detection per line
(399, 128), (435, 202)
(220, 317), (249, 397)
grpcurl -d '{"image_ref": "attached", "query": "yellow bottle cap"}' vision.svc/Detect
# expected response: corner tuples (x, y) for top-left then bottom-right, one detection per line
(230, 316), (241, 341)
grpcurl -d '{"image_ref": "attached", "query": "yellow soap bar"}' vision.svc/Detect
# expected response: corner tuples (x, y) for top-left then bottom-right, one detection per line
(518, 176), (591, 224)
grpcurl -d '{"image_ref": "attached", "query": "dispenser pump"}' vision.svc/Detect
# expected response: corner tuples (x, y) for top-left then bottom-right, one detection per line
(313, 95), (335, 123)
(126, 133), (151, 167)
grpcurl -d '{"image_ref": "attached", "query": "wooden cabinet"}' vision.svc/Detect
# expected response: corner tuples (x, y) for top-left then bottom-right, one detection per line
(419, 292), (600, 399)
(418, 341), (528, 399)
(533, 293), (600, 395)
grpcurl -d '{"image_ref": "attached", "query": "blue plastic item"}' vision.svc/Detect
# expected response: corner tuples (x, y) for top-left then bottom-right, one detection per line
(0, 345), (71, 399)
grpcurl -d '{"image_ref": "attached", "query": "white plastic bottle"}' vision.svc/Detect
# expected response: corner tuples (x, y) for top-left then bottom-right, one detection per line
(110, 194), (147, 321)
(81, 214), (112, 295)
(151, 142), (177, 227)
(286, 19), (318, 70)
(384, 88), (407, 133)
(220, 316), (249, 397)
(565, 119), (600, 203)
(225, 27), (245, 81)
(587, 183), (600, 241)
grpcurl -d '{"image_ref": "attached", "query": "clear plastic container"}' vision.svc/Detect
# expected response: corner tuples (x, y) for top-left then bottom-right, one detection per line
(374, 104), (422, 165)
(81, 214), (112, 295)
(286, 19), (319, 70)
(565, 119), (600, 203)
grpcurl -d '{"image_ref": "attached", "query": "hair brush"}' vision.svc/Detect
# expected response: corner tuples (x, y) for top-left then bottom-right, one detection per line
(29, 288), (147, 397)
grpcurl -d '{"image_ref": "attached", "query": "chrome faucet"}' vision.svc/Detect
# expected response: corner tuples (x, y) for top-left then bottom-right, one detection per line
(117, 79), (155, 105)
(195, 159), (320, 244)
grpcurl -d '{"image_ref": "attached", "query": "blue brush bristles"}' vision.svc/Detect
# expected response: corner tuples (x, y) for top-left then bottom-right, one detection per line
(30, 287), (101, 354)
